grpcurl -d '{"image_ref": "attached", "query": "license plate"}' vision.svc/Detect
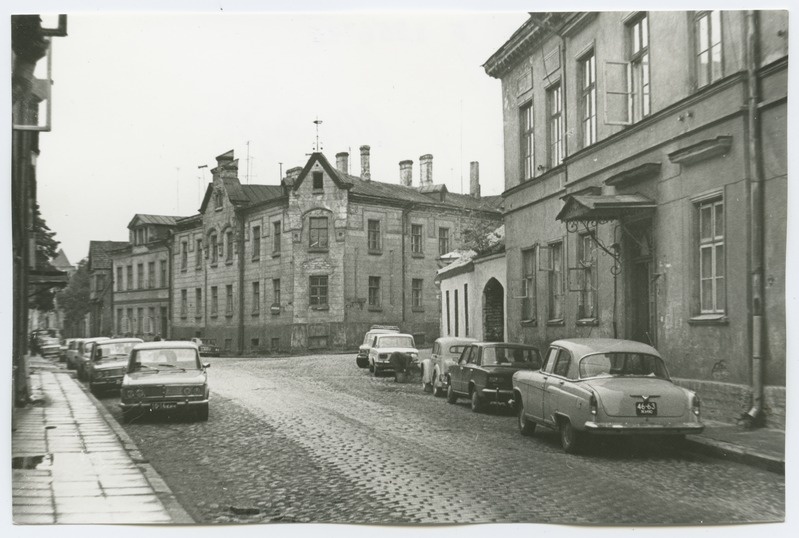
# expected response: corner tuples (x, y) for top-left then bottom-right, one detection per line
(152, 402), (177, 410)
(635, 401), (657, 416)
(115, 379), (122, 385)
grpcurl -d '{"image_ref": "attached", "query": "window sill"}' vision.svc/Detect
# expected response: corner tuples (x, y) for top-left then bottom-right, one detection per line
(546, 318), (565, 326)
(195, 267), (202, 272)
(195, 316), (203, 320)
(210, 314), (218, 319)
(310, 304), (329, 311)
(225, 313), (234, 318)
(180, 315), (187, 320)
(367, 250), (383, 256)
(312, 189), (324, 194)
(272, 251), (281, 258)
(411, 252), (425, 259)
(688, 314), (729, 326)
(576, 318), (599, 326)
(215, 207), (223, 212)
(252, 256), (261, 262)
(252, 312), (260, 317)
(367, 306), (383, 312)
(210, 263), (218, 269)
(308, 248), (329, 254)
(225, 260), (234, 266)
(411, 307), (424, 313)
(520, 319), (537, 327)
(180, 269), (187, 273)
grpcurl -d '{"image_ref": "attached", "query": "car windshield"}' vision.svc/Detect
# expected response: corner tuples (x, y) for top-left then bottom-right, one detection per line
(131, 348), (200, 371)
(447, 345), (468, 358)
(483, 346), (541, 367)
(377, 336), (414, 348)
(95, 342), (138, 361)
(579, 352), (669, 379)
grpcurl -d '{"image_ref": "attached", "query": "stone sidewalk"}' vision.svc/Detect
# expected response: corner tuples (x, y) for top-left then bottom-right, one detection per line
(685, 419), (785, 474)
(11, 358), (194, 525)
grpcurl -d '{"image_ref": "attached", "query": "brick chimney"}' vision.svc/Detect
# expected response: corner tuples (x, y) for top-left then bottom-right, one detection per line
(399, 160), (413, 187)
(470, 161), (481, 198)
(419, 154), (433, 186)
(336, 152), (349, 174)
(212, 150), (238, 182)
(285, 166), (303, 186)
(360, 145), (371, 181)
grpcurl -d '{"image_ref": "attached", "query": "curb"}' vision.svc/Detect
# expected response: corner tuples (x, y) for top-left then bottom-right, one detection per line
(683, 435), (784, 475)
(73, 374), (196, 524)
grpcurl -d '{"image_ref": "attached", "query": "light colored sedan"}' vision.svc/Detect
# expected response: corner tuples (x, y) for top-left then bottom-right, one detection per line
(512, 338), (704, 453)
(420, 336), (476, 396)
(368, 333), (418, 376)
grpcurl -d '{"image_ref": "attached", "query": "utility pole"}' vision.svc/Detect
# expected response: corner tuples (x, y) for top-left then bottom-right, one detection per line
(197, 164), (208, 206)
(246, 140), (251, 184)
(175, 167), (180, 214)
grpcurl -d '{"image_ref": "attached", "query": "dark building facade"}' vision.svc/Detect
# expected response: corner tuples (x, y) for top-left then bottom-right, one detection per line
(87, 240), (128, 337)
(484, 11), (787, 427)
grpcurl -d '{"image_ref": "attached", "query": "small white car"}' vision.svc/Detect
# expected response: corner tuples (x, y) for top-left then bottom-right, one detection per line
(420, 336), (476, 396)
(368, 333), (418, 377)
(356, 325), (399, 368)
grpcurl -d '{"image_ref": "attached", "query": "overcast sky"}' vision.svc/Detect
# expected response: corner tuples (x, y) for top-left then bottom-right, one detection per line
(20, 9), (530, 264)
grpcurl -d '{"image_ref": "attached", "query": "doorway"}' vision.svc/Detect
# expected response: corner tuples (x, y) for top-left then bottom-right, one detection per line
(482, 278), (504, 342)
(625, 219), (656, 346)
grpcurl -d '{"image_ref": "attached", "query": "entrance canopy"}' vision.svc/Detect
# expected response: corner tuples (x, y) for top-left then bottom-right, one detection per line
(556, 193), (656, 224)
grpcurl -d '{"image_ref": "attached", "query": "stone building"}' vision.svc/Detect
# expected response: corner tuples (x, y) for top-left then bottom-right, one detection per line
(171, 148), (503, 353)
(87, 240), (128, 337)
(110, 214), (181, 339)
(484, 11), (787, 427)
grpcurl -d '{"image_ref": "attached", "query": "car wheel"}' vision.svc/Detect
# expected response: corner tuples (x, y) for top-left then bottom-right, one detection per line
(356, 356), (368, 369)
(517, 399), (536, 436)
(559, 420), (583, 454)
(470, 389), (483, 413)
(368, 363), (374, 373)
(372, 366), (380, 377)
(196, 404), (209, 422)
(446, 382), (458, 404)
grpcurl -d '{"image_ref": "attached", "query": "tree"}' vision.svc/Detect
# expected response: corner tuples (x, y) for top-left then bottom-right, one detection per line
(55, 258), (90, 336)
(29, 202), (61, 311)
(460, 220), (504, 255)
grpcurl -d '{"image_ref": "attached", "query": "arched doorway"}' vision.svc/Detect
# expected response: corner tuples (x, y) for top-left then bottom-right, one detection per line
(482, 278), (504, 342)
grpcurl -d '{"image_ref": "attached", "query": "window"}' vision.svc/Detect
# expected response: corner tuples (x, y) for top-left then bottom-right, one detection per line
(148, 307), (155, 333)
(438, 227), (450, 256)
(309, 217), (329, 249)
(273, 221), (281, 253)
(454, 290), (459, 337)
(116, 308), (123, 334)
(310, 276), (328, 307)
(224, 338), (232, 352)
(308, 324), (329, 349)
(251, 338), (260, 349)
(271, 337), (280, 351)
(136, 264), (144, 289)
(252, 226), (261, 259)
(521, 248), (536, 322)
(548, 242), (564, 321)
(160, 307), (167, 335)
(126, 265), (133, 291)
(116, 267), (123, 292)
(127, 308), (134, 332)
(160, 260), (167, 287)
(411, 224), (423, 254)
(137, 308), (143, 334)
(214, 190), (223, 210)
(412, 279), (423, 309)
(252, 281), (260, 314)
(547, 83), (564, 167)
(148, 261), (155, 288)
(698, 199), (725, 313)
(273, 279), (281, 309)
(579, 50), (597, 148)
(211, 286), (218, 316)
(368, 276), (381, 308)
(312, 171), (323, 190)
(695, 11), (722, 88)
(445, 290), (451, 335)
(209, 234), (218, 264)
(195, 288), (202, 318)
(520, 102), (534, 180)
(226, 230), (233, 262)
(226, 285), (234, 315)
(195, 239), (203, 268)
(180, 241), (187, 271)
(367, 220), (381, 252)
(577, 233), (598, 320)
(180, 290), (187, 318)
(629, 13), (650, 122)
(463, 283), (469, 336)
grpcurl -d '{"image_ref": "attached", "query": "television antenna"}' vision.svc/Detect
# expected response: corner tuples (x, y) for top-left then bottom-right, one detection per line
(313, 117), (323, 152)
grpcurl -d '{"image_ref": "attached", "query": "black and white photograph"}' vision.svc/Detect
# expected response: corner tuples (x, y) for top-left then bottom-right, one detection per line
(6, 0), (792, 535)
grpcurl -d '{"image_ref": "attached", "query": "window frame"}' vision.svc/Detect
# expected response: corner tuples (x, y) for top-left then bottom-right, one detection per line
(547, 82), (564, 168)
(251, 225), (261, 260)
(411, 223), (423, 254)
(438, 227), (450, 257)
(309, 217), (329, 250)
(367, 219), (382, 253)
(211, 286), (219, 316)
(225, 284), (234, 316)
(576, 232), (598, 322)
(180, 289), (188, 318)
(547, 241), (565, 322)
(697, 197), (725, 314)
(309, 275), (329, 307)
(312, 171), (324, 190)
(273, 221), (281, 254)
(368, 276), (381, 308)
(520, 100), (535, 181)
(226, 230), (233, 262)
(627, 12), (651, 122)
(252, 281), (261, 315)
(412, 278), (424, 310)
(521, 247), (536, 323)
(694, 10), (723, 89)
(195, 288), (202, 319)
(579, 49), (597, 148)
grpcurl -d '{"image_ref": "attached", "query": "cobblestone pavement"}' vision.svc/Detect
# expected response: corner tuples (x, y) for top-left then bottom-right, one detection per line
(97, 353), (785, 525)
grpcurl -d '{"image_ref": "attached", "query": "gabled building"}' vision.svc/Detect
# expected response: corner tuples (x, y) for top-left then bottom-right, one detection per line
(484, 11), (787, 427)
(171, 148), (503, 354)
(110, 214), (182, 339)
(87, 240), (128, 336)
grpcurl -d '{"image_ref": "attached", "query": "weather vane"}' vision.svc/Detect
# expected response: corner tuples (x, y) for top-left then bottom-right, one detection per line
(313, 117), (323, 152)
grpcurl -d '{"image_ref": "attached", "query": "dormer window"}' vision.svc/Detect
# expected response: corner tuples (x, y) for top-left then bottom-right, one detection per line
(312, 171), (324, 191)
(214, 191), (223, 210)
(134, 227), (148, 245)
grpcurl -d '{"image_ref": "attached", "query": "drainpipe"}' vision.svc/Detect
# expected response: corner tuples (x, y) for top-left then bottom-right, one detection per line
(401, 203), (415, 324)
(237, 213), (246, 354)
(166, 236), (173, 339)
(743, 10), (764, 427)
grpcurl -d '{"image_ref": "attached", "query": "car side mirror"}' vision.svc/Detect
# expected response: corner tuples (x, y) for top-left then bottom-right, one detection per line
(203, 362), (210, 368)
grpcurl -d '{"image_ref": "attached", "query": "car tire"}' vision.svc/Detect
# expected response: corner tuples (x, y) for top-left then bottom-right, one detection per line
(517, 400), (536, 436)
(470, 389), (483, 413)
(368, 363), (374, 373)
(559, 420), (583, 454)
(446, 382), (458, 404)
(432, 370), (443, 397)
(196, 404), (209, 422)
(356, 356), (368, 369)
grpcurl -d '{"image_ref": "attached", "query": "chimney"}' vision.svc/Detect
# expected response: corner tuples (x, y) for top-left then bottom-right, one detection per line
(470, 161), (481, 198)
(419, 154), (433, 186)
(212, 150), (236, 181)
(399, 159), (413, 187)
(285, 166), (303, 186)
(360, 145), (371, 181)
(336, 152), (349, 174)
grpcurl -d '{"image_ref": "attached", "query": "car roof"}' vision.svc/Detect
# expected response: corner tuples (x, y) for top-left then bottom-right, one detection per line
(470, 341), (538, 349)
(435, 337), (477, 347)
(132, 341), (199, 351)
(549, 338), (660, 358)
(83, 337), (111, 343)
(96, 338), (144, 346)
(376, 333), (414, 339)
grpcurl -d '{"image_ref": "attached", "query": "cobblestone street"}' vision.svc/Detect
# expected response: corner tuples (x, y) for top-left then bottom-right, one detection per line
(98, 353), (785, 525)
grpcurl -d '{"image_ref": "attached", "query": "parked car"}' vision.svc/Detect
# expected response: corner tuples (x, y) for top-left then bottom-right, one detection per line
(39, 337), (61, 359)
(190, 338), (220, 358)
(59, 338), (75, 362)
(421, 336), (476, 395)
(76, 337), (111, 380)
(446, 342), (541, 412)
(368, 333), (418, 376)
(356, 325), (399, 368)
(512, 338), (704, 453)
(120, 341), (210, 423)
(65, 338), (85, 370)
(86, 338), (144, 395)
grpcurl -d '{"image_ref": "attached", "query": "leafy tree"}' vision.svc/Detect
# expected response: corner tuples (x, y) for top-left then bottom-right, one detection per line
(29, 202), (61, 311)
(460, 220), (503, 255)
(55, 258), (90, 335)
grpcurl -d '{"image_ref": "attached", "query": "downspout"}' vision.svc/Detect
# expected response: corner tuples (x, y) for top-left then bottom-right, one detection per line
(237, 212), (246, 354)
(401, 203), (415, 324)
(166, 236), (173, 339)
(742, 10), (765, 427)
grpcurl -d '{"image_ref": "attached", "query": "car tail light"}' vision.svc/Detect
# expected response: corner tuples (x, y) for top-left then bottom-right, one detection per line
(589, 391), (598, 416)
(135, 388), (145, 398)
(378, 353), (388, 360)
(125, 389), (135, 398)
(691, 393), (701, 417)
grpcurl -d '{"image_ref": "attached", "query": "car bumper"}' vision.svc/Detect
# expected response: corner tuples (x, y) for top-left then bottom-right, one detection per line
(41, 350), (60, 357)
(92, 377), (124, 389)
(480, 388), (514, 403)
(583, 421), (705, 435)
(374, 359), (419, 371)
(120, 399), (209, 412)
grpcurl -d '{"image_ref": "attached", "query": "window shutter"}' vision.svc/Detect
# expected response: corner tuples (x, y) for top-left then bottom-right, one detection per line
(510, 279), (528, 299)
(567, 267), (587, 292)
(537, 244), (552, 271)
(604, 60), (632, 125)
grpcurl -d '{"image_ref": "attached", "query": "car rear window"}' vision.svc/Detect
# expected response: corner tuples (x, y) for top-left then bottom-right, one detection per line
(95, 342), (139, 360)
(132, 348), (201, 370)
(377, 336), (415, 348)
(448, 345), (468, 356)
(482, 346), (541, 367)
(579, 352), (669, 379)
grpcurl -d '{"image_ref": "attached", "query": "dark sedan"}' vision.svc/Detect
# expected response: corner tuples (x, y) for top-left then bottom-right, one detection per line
(446, 342), (541, 412)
